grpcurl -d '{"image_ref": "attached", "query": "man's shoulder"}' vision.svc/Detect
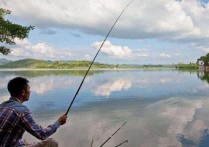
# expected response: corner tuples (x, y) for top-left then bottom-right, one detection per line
(0, 99), (30, 114)
(14, 103), (30, 113)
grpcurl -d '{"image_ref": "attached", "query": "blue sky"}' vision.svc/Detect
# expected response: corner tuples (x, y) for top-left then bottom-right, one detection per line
(1, 0), (209, 64)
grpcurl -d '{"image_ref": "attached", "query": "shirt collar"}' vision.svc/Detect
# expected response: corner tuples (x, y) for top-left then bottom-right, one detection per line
(10, 97), (21, 103)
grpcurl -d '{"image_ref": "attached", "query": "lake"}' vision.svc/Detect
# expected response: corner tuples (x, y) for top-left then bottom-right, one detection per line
(1, 69), (209, 147)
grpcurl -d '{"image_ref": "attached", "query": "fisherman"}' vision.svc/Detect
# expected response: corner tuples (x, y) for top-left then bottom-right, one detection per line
(0, 77), (67, 147)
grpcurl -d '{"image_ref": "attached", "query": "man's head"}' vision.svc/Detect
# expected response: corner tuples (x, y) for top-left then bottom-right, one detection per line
(7, 77), (31, 102)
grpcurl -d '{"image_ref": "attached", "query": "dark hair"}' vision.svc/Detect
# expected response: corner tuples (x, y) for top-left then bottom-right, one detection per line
(7, 77), (29, 97)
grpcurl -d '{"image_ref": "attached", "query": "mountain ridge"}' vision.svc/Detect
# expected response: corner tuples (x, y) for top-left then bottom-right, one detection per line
(0, 58), (116, 69)
(0, 59), (11, 65)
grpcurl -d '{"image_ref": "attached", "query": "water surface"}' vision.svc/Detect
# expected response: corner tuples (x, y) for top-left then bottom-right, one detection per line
(1, 69), (209, 147)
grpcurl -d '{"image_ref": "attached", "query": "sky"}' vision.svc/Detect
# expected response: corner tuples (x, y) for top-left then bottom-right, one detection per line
(1, 0), (209, 64)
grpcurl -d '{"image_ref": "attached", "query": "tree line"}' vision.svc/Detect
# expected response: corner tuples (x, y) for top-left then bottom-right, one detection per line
(197, 53), (209, 66)
(0, 8), (33, 55)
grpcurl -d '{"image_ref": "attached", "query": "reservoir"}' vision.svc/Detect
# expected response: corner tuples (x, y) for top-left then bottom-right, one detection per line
(0, 69), (208, 147)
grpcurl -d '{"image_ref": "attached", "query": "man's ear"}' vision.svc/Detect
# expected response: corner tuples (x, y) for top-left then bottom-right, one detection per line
(22, 90), (25, 96)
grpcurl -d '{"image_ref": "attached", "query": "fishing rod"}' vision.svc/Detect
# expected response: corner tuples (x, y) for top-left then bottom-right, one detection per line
(65, 0), (135, 115)
(100, 121), (127, 147)
(115, 140), (128, 147)
(90, 139), (94, 147)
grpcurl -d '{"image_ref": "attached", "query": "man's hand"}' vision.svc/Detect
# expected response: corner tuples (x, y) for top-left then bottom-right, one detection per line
(58, 115), (67, 125)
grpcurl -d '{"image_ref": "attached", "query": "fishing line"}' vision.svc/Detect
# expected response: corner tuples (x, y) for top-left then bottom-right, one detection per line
(65, 0), (135, 115)
(100, 121), (127, 147)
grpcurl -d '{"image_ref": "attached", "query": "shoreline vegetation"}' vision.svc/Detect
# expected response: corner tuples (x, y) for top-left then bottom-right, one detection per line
(0, 58), (198, 70)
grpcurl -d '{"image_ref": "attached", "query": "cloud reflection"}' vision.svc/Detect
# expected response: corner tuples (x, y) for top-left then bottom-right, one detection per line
(20, 96), (209, 147)
(1, 70), (209, 146)
(160, 78), (172, 84)
(0, 74), (75, 96)
(30, 76), (74, 95)
(94, 78), (132, 96)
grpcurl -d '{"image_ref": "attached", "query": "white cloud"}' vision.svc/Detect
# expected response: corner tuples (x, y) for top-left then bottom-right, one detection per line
(2, 0), (209, 63)
(84, 54), (91, 60)
(3, 0), (209, 46)
(9, 39), (72, 60)
(160, 53), (172, 58)
(92, 40), (132, 58)
(136, 53), (149, 57)
(201, 48), (209, 53)
(91, 40), (191, 64)
(0, 95), (10, 103)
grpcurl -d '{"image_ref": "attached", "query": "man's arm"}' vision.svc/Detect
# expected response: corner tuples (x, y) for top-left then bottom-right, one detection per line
(20, 112), (67, 140)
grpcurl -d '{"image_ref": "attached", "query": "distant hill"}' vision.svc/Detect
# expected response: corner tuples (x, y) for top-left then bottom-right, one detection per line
(0, 59), (50, 68)
(0, 58), (175, 69)
(0, 58), (115, 69)
(0, 59), (11, 65)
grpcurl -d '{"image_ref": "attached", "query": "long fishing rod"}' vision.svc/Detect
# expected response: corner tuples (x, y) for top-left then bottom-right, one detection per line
(90, 139), (94, 147)
(100, 122), (127, 147)
(65, 0), (135, 115)
(115, 140), (128, 147)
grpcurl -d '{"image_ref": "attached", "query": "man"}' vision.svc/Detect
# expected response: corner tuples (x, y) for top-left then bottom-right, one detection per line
(0, 77), (67, 147)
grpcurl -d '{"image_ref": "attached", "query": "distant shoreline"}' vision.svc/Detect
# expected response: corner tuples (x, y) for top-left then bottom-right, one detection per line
(0, 58), (198, 71)
(0, 67), (175, 71)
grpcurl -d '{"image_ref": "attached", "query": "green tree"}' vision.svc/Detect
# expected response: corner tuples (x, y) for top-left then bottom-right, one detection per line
(198, 53), (209, 66)
(0, 8), (34, 55)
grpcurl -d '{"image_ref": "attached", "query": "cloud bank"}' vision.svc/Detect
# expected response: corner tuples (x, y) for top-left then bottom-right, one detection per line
(7, 39), (72, 60)
(1, 0), (209, 63)
(2, 0), (209, 43)
(92, 41), (132, 58)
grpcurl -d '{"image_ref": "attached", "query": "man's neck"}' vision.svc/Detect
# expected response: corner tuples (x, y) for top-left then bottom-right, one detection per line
(12, 96), (23, 103)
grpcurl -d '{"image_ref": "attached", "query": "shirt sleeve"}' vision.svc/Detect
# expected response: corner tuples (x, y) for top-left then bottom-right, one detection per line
(19, 111), (60, 140)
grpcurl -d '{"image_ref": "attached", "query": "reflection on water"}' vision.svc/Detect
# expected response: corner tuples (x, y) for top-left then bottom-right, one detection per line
(175, 71), (209, 147)
(177, 129), (209, 147)
(2, 69), (209, 146)
(198, 71), (209, 84)
(95, 78), (132, 96)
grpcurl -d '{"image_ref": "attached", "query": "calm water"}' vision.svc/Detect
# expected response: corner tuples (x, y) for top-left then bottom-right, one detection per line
(1, 69), (209, 147)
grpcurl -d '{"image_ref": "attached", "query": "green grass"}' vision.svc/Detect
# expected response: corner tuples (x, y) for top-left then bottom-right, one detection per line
(175, 63), (198, 69)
